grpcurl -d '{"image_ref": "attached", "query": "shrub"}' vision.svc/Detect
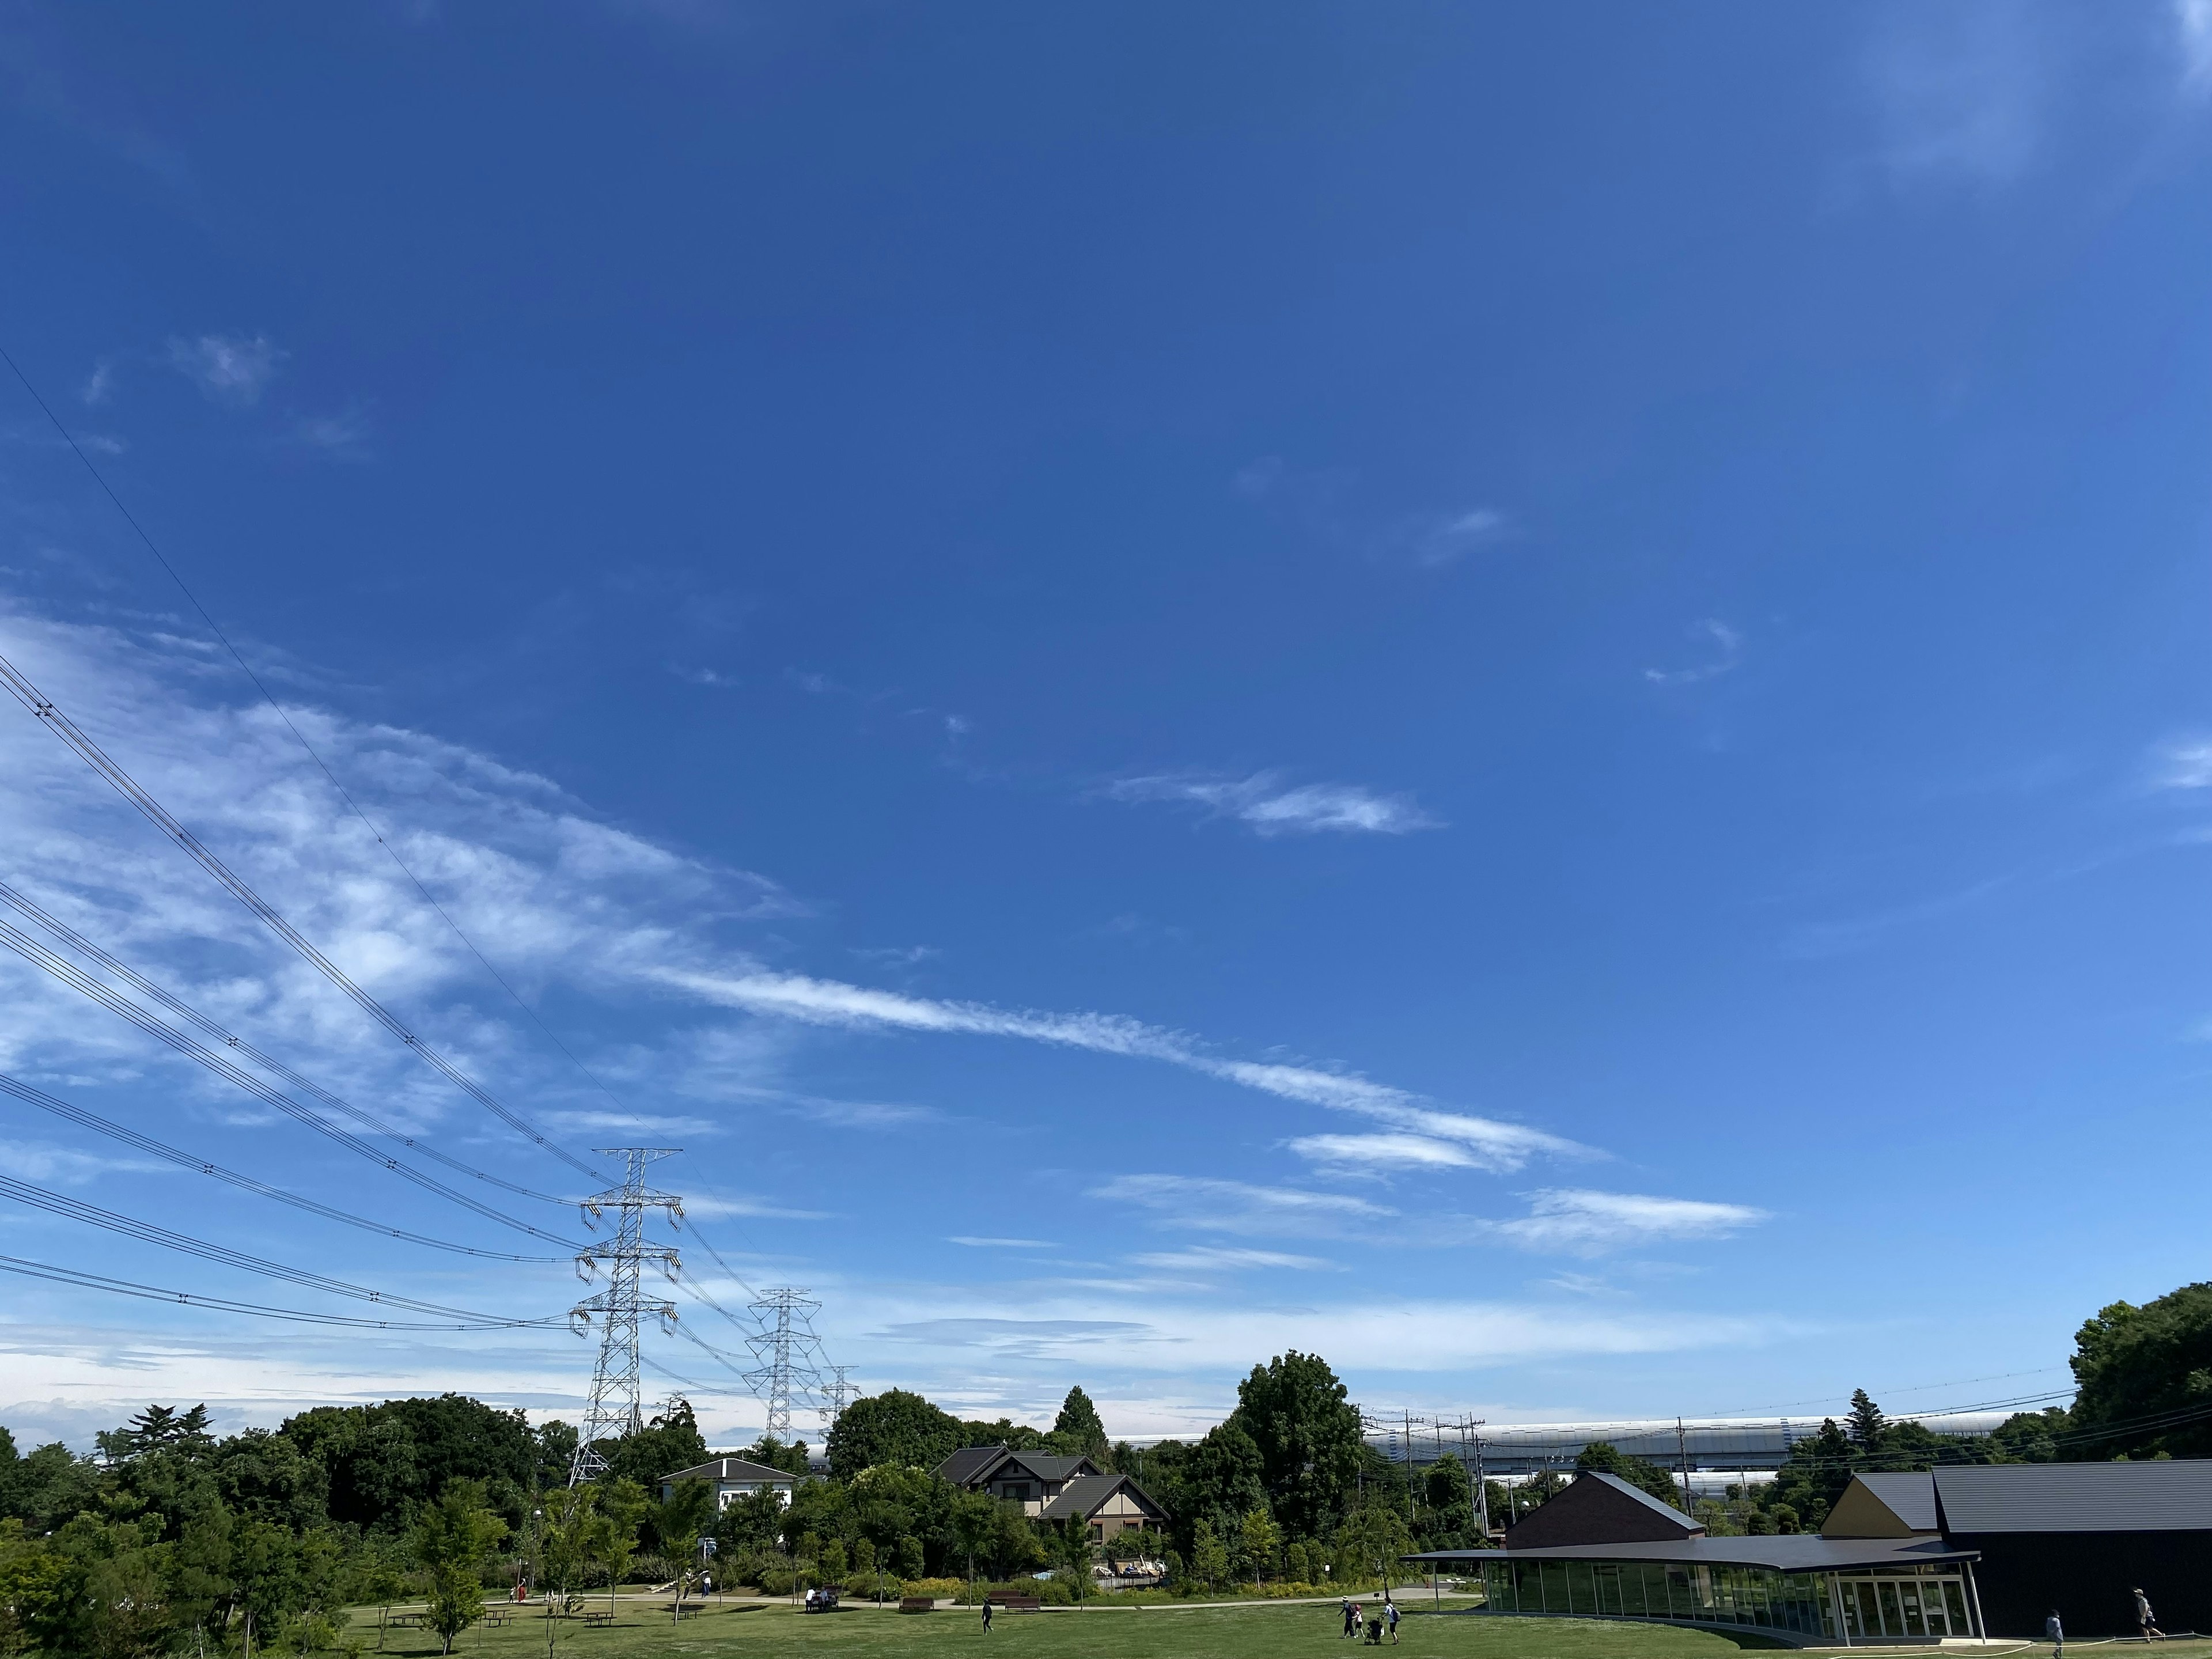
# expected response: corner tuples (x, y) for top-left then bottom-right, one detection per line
(899, 1578), (964, 1600)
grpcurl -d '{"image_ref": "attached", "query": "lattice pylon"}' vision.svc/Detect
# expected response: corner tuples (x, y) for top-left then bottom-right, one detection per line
(741, 1287), (824, 1438)
(568, 1148), (682, 1485)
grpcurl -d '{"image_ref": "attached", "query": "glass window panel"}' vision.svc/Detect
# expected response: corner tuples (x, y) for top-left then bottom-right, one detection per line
(1565, 1561), (1595, 1614)
(1877, 1580), (1903, 1636)
(1944, 1581), (1969, 1634)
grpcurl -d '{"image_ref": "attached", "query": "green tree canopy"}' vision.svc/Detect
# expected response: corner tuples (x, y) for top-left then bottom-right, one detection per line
(2069, 1282), (2212, 1459)
(412, 1482), (507, 1654)
(1226, 1351), (1363, 1540)
(599, 1399), (709, 1493)
(1050, 1387), (1112, 1468)
(825, 1390), (964, 1479)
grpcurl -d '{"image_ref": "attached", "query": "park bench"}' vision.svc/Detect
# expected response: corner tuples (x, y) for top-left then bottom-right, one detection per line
(994, 1596), (1042, 1614)
(897, 1597), (935, 1613)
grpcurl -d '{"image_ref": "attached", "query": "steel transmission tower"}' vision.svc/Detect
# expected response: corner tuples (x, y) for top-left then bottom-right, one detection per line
(821, 1364), (857, 1425)
(568, 1148), (683, 1485)
(743, 1287), (825, 1438)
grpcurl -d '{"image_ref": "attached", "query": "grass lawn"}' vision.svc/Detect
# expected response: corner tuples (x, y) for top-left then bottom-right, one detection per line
(341, 1599), (1870, 1659)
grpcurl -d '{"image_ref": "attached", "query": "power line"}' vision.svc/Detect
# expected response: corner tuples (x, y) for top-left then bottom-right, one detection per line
(0, 1250), (576, 1331)
(0, 1071), (564, 1262)
(0, 878), (573, 1207)
(0, 343), (627, 1170)
(0, 912), (582, 1248)
(0, 1171), (568, 1326)
(0, 351), (802, 1380)
(0, 647), (603, 1184)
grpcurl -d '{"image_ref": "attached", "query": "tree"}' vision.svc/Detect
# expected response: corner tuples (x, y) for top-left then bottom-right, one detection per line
(947, 1492), (996, 1606)
(1228, 1353), (1364, 1541)
(2069, 1283), (2212, 1459)
(231, 1518), (308, 1659)
(648, 1482), (715, 1622)
(1334, 1503), (1413, 1592)
(1575, 1441), (1685, 1510)
(1238, 1508), (1279, 1589)
(1187, 1520), (1229, 1591)
(1176, 1422), (1267, 1553)
(1767, 1419), (1854, 1530)
(593, 1480), (647, 1611)
(1846, 1390), (1888, 1453)
(353, 1544), (409, 1653)
(412, 1482), (507, 1655)
(597, 1400), (707, 1495)
(1049, 1388), (1111, 1469)
(824, 1391), (965, 1479)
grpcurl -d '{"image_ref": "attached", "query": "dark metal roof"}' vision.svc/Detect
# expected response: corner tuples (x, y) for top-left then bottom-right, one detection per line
(933, 1446), (1011, 1487)
(662, 1457), (801, 1484)
(1037, 1472), (1165, 1522)
(1410, 1535), (1978, 1573)
(995, 1452), (1094, 1483)
(1934, 1461), (2212, 1534)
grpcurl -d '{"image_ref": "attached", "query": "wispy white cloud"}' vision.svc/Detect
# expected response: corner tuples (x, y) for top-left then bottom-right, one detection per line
(1490, 1188), (1768, 1257)
(671, 665), (737, 688)
(1862, 0), (2042, 189)
(0, 1138), (166, 1185)
(1128, 1245), (1336, 1271)
(1089, 1173), (1393, 1237)
(650, 964), (1586, 1169)
(2154, 737), (2212, 789)
(1105, 771), (1440, 836)
(1406, 508), (1509, 567)
(1645, 619), (1742, 687)
(2175, 0), (2212, 92)
(947, 1236), (1056, 1249)
(81, 362), (114, 407)
(1289, 1131), (1489, 1169)
(294, 408), (372, 460)
(166, 334), (286, 407)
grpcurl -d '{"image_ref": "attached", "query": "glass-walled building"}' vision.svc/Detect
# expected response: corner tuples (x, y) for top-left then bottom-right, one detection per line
(1436, 1541), (1984, 1644)
(1406, 1472), (1987, 1647)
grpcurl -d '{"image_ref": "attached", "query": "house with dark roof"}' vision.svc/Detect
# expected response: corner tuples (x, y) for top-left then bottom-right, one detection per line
(931, 1446), (1169, 1539)
(1410, 1460), (2212, 1642)
(659, 1456), (806, 1509)
(1039, 1472), (1169, 1543)
(929, 1446), (1102, 1517)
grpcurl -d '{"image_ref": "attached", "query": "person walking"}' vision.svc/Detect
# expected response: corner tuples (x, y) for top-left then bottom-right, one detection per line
(2045, 1609), (2063, 1659)
(2133, 1589), (2164, 1641)
(980, 1595), (994, 1634)
(1385, 1596), (1400, 1645)
(1342, 1598), (1357, 1638)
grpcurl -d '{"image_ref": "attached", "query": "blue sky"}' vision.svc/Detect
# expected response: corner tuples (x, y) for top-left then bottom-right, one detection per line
(3, 1), (2212, 1450)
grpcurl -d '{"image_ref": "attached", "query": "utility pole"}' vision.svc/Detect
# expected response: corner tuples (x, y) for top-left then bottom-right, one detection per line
(569, 1149), (683, 1485)
(743, 1288), (825, 1438)
(1674, 1417), (1694, 1514)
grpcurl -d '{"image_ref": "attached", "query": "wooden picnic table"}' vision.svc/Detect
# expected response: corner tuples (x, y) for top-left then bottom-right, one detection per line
(577, 1611), (614, 1627)
(386, 1613), (424, 1628)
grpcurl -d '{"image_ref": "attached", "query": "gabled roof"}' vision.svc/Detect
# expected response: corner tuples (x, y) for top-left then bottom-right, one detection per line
(1824, 1472), (1938, 1537)
(933, 1445), (1012, 1487)
(998, 1452), (1096, 1483)
(1581, 1471), (1701, 1528)
(1501, 1471), (1700, 1550)
(1037, 1472), (1166, 1523)
(1934, 1461), (2212, 1534)
(662, 1456), (801, 1484)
